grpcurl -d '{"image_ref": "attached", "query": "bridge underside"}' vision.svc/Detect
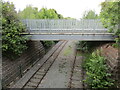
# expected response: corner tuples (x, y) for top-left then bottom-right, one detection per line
(26, 33), (114, 41)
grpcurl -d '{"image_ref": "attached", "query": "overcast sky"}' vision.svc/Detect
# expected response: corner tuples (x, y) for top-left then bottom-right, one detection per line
(3, 0), (105, 19)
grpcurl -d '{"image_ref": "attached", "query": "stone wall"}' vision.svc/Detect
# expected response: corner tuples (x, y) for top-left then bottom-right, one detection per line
(2, 41), (45, 88)
(101, 44), (120, 82)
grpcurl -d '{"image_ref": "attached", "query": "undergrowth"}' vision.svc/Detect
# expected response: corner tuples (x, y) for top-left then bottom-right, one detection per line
(83, 50), (115, 88)
(41, 41), (55, 48)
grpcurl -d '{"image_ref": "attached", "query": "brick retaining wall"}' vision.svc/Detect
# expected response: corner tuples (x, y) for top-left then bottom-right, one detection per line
(2, 41), (45, 88)
(101, 44), (120, 82)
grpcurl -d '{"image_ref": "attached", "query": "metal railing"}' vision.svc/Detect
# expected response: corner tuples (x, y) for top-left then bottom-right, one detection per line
(21, 19), (108, 33)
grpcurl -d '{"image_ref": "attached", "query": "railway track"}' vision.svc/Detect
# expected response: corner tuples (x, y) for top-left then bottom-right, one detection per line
(69, 51), (83, 88)
(19, 41), (68, 89)
(11, 41), (84, 89)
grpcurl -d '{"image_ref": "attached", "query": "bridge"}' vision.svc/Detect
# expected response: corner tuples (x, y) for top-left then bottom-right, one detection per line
(21, 19), (114, 41)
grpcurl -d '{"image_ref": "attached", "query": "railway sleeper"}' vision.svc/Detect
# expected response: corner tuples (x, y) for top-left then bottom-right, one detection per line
(26, 82), (38, 87)
(35, 72), (45, 76)
(33, 74), (43, 79)
(42, 63), (52, 69)
(30, 78), (41, 83)
(40, 63), (53, 71)
(24, 85), (34, 88)
(39, 67), (49, 72)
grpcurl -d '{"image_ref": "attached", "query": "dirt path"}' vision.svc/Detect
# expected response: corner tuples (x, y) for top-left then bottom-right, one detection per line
(38, 41), (81, 88)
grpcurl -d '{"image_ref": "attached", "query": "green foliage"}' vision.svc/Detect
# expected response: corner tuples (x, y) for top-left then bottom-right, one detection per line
(38, 8), (63, 19)
(2, 1), (28, 58)
(18, 7), (64, 19)
(82, 10), (99, 19)
(42, 41), (55, 47)
(83, 50), (114, 88)
(77, 41), (88, 52)
(100, 1), (120, 47)
(63, 45), (72, 56)
(77, 41), (105, 53)
(0, 1), (2, 31)
(18, 5), (39, 19)
(64, 17), (75, 19)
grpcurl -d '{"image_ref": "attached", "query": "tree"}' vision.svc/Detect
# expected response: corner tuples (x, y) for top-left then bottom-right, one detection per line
(18, 5), (39, 19)
(82, 10), (99, 19)
(19, 7), (64, 19)
(2, 1), (28, 59)
(100, 1), (120, 47)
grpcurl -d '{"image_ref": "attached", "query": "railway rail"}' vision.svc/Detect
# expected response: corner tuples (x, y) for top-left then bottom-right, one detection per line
(11, 41), (83, 89)
(69, 51), (83, 88)
(11, 41), (67, 89)
(23, 41), (67, 89)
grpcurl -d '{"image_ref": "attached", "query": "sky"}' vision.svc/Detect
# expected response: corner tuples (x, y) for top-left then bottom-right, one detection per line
(3, 0), (105, 19)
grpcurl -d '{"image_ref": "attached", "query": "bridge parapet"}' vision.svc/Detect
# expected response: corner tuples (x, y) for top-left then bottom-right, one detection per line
(22, 19), (108, 33)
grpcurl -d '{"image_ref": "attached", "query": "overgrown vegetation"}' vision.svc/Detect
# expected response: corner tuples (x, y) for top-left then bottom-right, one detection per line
(41, 41), (55, 48)
(79, 9), (116, 87)
(100, 1), (120, 48)
(79, 7), (118, 88)
(77, 41), (107, 53)
(2, 1), (28, 59)
(83, 50), (114, 88)
(63, 45), (72, 56)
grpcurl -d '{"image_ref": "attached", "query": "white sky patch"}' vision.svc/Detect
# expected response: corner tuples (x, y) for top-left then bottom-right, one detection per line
(3, 0), (105, 19)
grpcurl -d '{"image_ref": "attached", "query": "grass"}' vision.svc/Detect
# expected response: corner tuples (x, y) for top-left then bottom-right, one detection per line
(76, 51), (83, 56)
(63, 45), (72, 56)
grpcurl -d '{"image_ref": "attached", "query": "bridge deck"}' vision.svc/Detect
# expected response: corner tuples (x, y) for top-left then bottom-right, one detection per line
(25, 34), (114, 41)
(21, 19), (114, 41)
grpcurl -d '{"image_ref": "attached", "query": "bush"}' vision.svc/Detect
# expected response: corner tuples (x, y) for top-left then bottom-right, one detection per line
(42, 41), (55, 48)
(77, 41), (106, 53)
(77, 41), (88, 52)
(83, 50), (114, 88)
(2, 1), (28, 59)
